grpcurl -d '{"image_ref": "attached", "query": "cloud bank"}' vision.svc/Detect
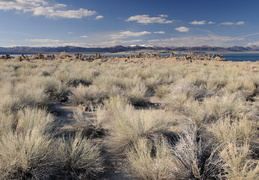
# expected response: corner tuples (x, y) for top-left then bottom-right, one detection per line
(0, 0), (97, 19)
(25, 39), (61, 43)
(220, 21), (245, 25)
(126, 15), (173, 24)
(110, 31), (151, 39)
(175, 26), (189, 32)
(189, 20), (206, 25)
(147, 36), (244, 47)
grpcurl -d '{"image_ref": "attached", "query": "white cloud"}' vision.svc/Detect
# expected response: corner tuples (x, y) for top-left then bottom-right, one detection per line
(110, 31), (151, 39)
(247, 41), (259, 46)
(221, 22), (235, 25)
(0, 0), (47, 10)
(33, 7), (96, 19)
(175, 26), (189, 32)
(7, 41), (88, 47)
(95, 15), (104, 20)
(25, 39), (61, 43)
(54, 3), (66, 8)
(159, 14), (168, 17)
(147, 35), (244, 47)
(91, 39), (143, 47)
(0, 0), (96, 19)
(244, 32), (259, 37)
(154, 31), (165, 34)
(80, 35), (88, 38)
(221, 21), (245, 25)
(189, 20), (206, 25)
(126, 14), (173, 24)
(236, 21), (245, 25)
(208, 21), (216, 24)
(67, 32), (74, 34)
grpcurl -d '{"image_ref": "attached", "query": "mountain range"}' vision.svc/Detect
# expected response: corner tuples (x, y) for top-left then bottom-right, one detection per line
(1, 45), (259, 54)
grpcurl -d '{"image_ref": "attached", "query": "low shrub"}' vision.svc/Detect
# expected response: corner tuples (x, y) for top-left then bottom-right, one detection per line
(68, 84), (108, 109)
(207, 116), (257, 144)
(125, 136), (178, 180)
(203, 93), (248, 122)
(72, 108), (105, 137)
(104, 96), (172, 154)
(220, 142), (259, 180)
(58, 134), (104, 179)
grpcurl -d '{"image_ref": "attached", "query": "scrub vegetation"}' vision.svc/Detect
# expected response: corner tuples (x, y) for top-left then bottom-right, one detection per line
(0, 57), (258, 179)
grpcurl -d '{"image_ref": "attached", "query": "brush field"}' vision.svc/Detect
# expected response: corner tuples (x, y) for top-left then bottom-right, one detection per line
(0, 57), (258, 180)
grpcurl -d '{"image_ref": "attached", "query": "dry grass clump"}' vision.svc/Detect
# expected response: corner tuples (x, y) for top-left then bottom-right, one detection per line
(171, 122), (205, 179)
(203, 93), (248, 122)
(104, 96), (172, 154)
(183, 100), (207, 126)
(163, 92), (191, 112)
(68, 84), (108, 109)
(0, 130), (54, 180)
(58, 133), (104, 179)
(126, 82), (148, 106)
(0, 82), (50, 114)
(0, 108), (55, 180)
(93, 75), (129, 90)
(72, 107), (105, 137)
(162, 82), (210, 113)
(155, 84), (170, 99)
(183, 71), (208, 87)
(124, 121), (227, 180)
(224, 77), (256, 100)
(28, 76), (69, 101)
(125, 136), (179, 180)
(16, 83), (49, 107)
(207, 116), (257, 144)
(220, 142), (259, 180)
(0, 112), (14, 138)
(54, 62), (99, 87)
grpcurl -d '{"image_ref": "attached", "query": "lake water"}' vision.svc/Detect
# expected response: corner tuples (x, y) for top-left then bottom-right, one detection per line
(2, 53), (259, 62)
(220, 53), (259, 62)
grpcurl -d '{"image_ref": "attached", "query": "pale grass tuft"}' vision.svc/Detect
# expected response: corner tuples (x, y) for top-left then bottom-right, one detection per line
(104, 96), (172, 154)
(126, 82), (148, 106)
(172, 121), (226, 179)
(163, 92), (190, 112)
(203, 93), (248, 121)
(183, 71), (208, 86)
(225, 76), (256, 98)
(207, 116), (257, 144)
(0, 130), (53, 179)
(16, 84), (49, 107)
(205, 75), (228, 93)
(28, 76), (69, 100)
(58, 133), (104, 179)
(0, 108), (56, 179)
(72, 107), (104, 137)
(163, 82), (209, 112)
(184, 100), (207, 126)
(68, 84), (108, 108)
(173, 122), (202, 179)
(220, 142), (259, 180)
(155, 85), (170, 99)
(16, 108), (54, 135)
(125, 136), (179, 180)
(93, 75), (129, 90)
(0, 94), (22, 114)
(0, 112), (14, 138)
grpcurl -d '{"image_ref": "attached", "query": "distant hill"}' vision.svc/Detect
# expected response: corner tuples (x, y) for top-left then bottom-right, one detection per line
(1, 45), (259, 54)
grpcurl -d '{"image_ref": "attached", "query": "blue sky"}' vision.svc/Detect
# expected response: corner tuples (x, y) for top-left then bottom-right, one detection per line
(1, 0), (259, 47)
